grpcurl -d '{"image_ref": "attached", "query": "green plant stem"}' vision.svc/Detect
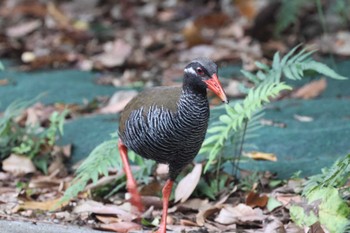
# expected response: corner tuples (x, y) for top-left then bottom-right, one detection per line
(233, 118), (248, 178)
(216, 152), (222, 193)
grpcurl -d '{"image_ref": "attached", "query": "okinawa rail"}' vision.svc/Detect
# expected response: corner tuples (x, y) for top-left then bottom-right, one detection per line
(118, 57), (228, 233)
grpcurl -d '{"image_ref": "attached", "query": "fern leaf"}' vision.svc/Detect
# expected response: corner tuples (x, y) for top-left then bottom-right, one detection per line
(255, 61), (269, 71)
(202, 45), (346, 174)
(303, 154), (350, 196)
(219, 115), (232, 124)
(281, 44), (302, 66)
(296, 50), (315, 62)
(302, 61), (348, 80)
(272, 52), (281, 70)
(207, 126), (228, 134)
(202, 82), (291, 173)
(60, 140), (120, 203)
(241, 70), (260, 84)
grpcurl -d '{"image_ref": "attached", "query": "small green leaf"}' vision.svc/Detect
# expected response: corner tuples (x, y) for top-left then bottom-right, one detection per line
(304, 61), (348, 80)
(272, 52), (281, 69)
(219, 115), (232, 124)
(203, 134), (220, 146)
(281, 44), (301, 66)
(290, 205), (318, 227)
(267, 197), (282, 212)
(255, 61), (269, 70)
(207, 126), (227, 134)
(241, 70), (260, 84)
(307, 187), (350, 233)
(225, 105), (237, 118)
(234, 103), (244, 114)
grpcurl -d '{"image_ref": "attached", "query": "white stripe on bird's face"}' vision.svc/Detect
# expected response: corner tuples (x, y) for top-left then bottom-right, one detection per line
(184, 67), (196, 75)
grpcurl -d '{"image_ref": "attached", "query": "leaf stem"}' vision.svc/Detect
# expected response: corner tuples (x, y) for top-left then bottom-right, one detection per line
(233, 117), (248, 178)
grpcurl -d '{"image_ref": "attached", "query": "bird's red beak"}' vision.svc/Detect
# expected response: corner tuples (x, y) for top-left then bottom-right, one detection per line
(204, 73), (228, 104)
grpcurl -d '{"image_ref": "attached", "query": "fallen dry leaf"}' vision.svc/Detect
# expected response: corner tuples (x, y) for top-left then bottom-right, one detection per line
(275, 194), (302, 209)
(48, 156), (67, 177)
(292, 78), (327, 99)
(182, 22), (206, 47)
(98, 222), (141, 233)
(175, 163), (202, 203)
(194, 13), (231, 29)
(215, 186), (238, 206)
(245, 151), (277, 161)
(61, 144), (72, 158)
(93, 40), (132, 68)
(25, 107), (40, 126)
(28, 53), (74, 70)
(2, 154), (36, 176)
(196, 203), (222, 226)
(16, 198), (67, 211)
(180, 219), (199, 227)
(6, 20), (42, 38)
(73, 200), (136, 221)
(177, 198), (209, 211)
(264, 218), (285, 233)
(179, 45), (216, 62)
(28, 176), (62, 189)
(309, 222), (326, 233)
(1, 2), (47, 18)
(234, 0), (257, 20)
(47, 2), (71, 28)
(95, 215), (122, 224)
(313, 31), (350, 56)
(0, 79), (9, 86)
(140, 180), (162, 196)
(215, 203), (266, 225)
(100, 90), (138, 114)
(246, 191), (269, 208)
(140, 196), (162, 209)
(166, 225), (202, 233)
(85, 174), (122, 190)
(294, 114), (314, 122)
(284, 222), (305, 233)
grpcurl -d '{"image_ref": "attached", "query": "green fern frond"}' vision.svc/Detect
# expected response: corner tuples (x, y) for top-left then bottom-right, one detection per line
(303, 154), (350, 196)
(242, 47), (347, 87)
(202, 45), (347, 173)
(202, 82), (292, 172)
(0, 95), (45, 137)
(60, 140), (120, 204)
(60, 137), (155, 203)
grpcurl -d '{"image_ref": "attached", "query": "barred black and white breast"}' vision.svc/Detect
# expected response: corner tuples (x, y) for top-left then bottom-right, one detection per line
(118, 57), (227, 180)
(119, 86), (209, 179)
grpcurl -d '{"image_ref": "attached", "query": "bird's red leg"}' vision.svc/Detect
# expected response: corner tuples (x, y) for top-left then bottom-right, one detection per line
(118, 139), (144, 212)
(154, 179), (174, 233)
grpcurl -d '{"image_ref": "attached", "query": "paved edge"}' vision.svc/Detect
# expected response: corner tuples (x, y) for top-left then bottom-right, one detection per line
(0, 220), (106, 233)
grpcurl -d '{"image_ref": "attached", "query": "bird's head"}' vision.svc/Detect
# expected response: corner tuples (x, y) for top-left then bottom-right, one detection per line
(184, 57), (228, 104)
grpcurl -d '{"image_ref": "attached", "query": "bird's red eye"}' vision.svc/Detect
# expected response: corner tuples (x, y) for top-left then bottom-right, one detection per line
(196, 67), (204, 75)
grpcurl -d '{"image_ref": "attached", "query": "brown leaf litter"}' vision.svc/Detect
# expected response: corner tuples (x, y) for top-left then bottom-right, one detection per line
(292, 78), (327, 99)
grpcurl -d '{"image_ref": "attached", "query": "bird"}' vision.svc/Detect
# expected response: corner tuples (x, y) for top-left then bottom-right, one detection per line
(118, 57), (228, 233)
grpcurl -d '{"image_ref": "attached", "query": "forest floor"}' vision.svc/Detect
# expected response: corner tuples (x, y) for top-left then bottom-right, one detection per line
(0, 0), (349, 232)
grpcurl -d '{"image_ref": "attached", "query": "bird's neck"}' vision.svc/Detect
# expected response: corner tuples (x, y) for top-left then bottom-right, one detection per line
(182, 73), (207, 99)
(178, 80), (209, 120)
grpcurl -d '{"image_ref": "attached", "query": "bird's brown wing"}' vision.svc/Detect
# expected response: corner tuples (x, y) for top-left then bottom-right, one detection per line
(119, 86), (182, 133)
